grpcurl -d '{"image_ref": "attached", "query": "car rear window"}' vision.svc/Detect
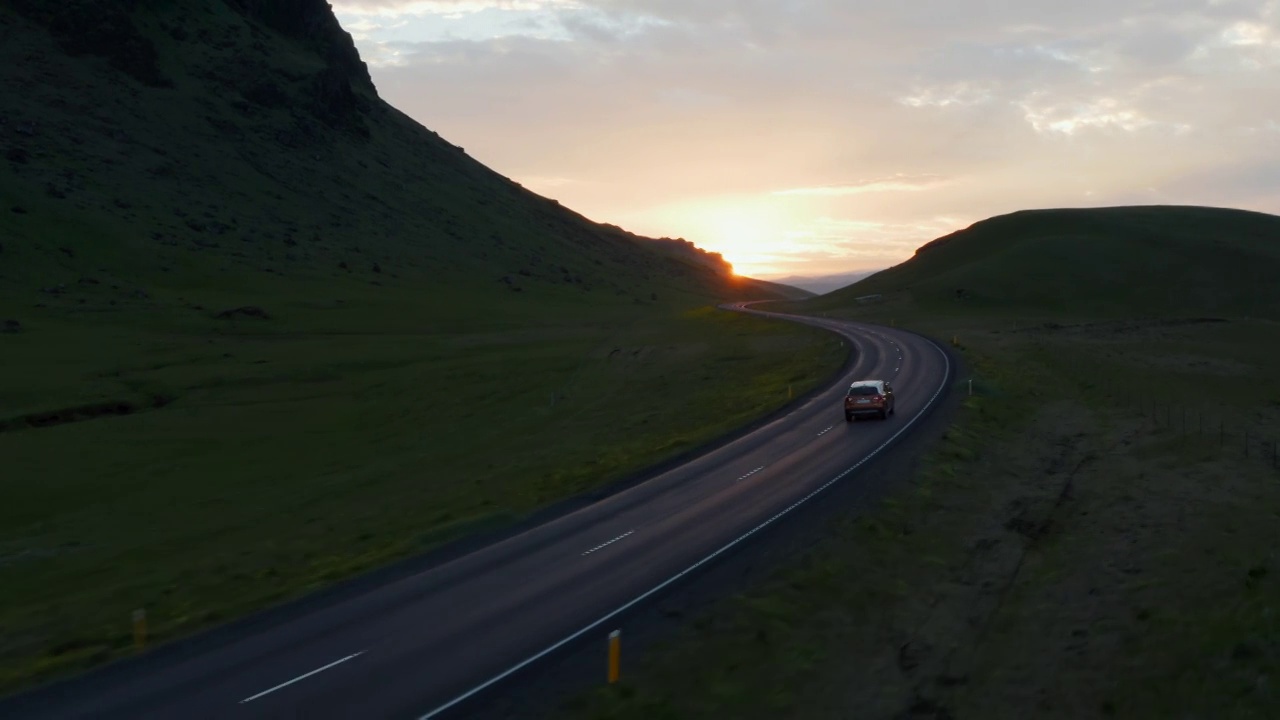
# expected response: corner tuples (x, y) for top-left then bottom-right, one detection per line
(848, 385), (880, 396)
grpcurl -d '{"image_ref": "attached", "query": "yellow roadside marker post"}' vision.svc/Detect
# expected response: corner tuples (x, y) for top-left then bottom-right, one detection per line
(133, 609), (147, 652)
(607, 630), (621, 684)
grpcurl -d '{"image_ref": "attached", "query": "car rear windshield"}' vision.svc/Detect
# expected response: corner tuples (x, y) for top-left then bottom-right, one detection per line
(848, 385), (880, 396)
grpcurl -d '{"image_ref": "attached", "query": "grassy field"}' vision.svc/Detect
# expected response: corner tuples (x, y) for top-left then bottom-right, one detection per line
(562, 302), (1280, 719)
(0, 0), (839, 694)
(0, 288), (846, 692)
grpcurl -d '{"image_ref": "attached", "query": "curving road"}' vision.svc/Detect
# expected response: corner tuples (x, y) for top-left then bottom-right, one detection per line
(0, 305), (953, 720)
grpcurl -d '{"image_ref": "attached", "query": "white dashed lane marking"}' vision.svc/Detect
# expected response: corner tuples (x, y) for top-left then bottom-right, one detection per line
(582, 530), (634, 556)
(735, 465), (765, 482)
(816, 425), (835, 436)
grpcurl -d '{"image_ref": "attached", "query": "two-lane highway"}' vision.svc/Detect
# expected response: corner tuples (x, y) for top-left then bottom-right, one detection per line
(0, 306), (953, 720)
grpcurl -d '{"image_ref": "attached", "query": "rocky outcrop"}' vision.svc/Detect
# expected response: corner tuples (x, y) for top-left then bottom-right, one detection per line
(9, 0), (169, 87)
(223, 0), (373, 89)
(223, 0), (374, 134)
(309, 66), (372, 135)
(15, 0), (375, 134)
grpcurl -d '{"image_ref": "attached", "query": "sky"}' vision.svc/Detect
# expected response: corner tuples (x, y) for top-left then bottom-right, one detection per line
(331, 0), (1280, 279)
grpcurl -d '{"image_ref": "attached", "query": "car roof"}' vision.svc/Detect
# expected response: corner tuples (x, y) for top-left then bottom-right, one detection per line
(849, 379), (886, 390)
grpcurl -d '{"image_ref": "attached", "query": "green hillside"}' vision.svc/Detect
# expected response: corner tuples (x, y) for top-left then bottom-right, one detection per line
(804, 206), (1280, 319)
(0, 0), (779, 309)
(0, 0), (839, 692)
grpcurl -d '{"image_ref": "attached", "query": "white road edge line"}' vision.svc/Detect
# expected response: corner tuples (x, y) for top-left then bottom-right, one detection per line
(240, 651), (365, 704)
(417, 327), (951, 720)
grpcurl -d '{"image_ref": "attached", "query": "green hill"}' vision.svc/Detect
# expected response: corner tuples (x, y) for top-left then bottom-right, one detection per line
(804, 206), (1280, 319)
(0, 0), (783, 310)
(0, 0), (838, 692)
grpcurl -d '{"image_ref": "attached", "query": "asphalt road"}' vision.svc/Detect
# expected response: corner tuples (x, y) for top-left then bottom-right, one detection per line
(1, 305), (953, 720)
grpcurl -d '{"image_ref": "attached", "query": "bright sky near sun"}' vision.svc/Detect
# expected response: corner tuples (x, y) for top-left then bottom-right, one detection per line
(332, 0), (1280, 279)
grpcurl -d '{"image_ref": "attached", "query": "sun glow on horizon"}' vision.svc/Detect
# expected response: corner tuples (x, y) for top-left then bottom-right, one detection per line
(614, 192), (950, 280)
(634, 197), (800, 278)
(708, 210), (786, 277)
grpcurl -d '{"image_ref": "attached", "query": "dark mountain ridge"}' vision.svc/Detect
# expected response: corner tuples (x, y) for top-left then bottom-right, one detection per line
(0, 0), (768, 309)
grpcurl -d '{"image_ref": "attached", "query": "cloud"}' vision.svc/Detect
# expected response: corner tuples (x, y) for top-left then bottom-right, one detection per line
(774, 175), (954, 196)
(1163, 158), (1280, 206)
(333, 0), (580, 17)
(334, 0), (1280, 276)
(899, 83), (996, 108)
(1016, 93), (1194, 135)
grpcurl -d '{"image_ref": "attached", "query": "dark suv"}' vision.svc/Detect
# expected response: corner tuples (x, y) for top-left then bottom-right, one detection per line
(844, 379), (894, 421)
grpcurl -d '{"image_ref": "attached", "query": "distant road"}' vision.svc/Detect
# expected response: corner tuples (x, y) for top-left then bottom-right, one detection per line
(0, 303), (953, 720)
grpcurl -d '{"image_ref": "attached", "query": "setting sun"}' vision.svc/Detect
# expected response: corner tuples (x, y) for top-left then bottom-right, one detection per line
(708, 211), (777, 276)
(635, 197), (797, 278)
